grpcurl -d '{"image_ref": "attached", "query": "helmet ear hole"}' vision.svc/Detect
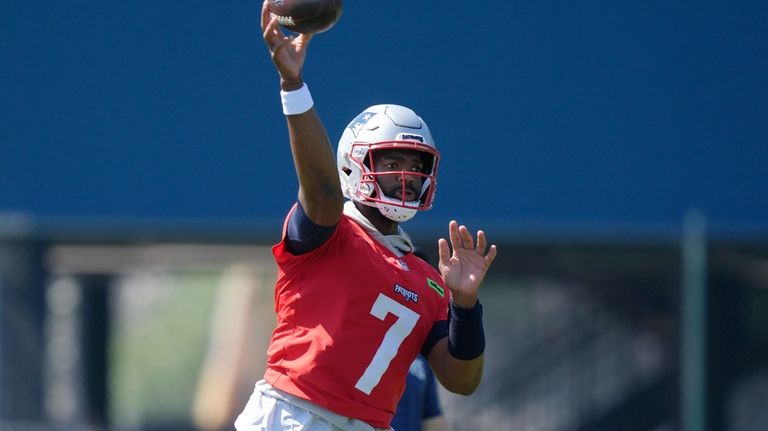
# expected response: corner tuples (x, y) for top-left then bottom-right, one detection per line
(342, 167), (352, 176)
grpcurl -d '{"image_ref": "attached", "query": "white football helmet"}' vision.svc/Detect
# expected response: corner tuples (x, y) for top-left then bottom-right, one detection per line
(337, 104), (440, 222)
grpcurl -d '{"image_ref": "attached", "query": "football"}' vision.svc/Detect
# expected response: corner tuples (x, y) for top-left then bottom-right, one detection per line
(268, 0), (343, 35)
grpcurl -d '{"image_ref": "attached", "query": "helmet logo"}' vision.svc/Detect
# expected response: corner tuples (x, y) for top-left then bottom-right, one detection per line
(347, 111), (376, 137)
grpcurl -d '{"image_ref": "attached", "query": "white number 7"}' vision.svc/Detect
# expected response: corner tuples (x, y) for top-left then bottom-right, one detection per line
(355, 293), (420, 395)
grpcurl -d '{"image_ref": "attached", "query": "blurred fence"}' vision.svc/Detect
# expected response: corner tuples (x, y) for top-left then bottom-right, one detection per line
(0, 236), (46, 423)
(1, 222), (767, 431)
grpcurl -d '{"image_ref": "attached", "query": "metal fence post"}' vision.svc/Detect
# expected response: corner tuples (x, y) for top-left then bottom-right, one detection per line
(681, 210), (708, 431)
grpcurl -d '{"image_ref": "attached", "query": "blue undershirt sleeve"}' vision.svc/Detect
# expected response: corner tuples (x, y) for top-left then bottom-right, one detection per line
(421, 320), (448, 359)
(285, 201), (337, 255)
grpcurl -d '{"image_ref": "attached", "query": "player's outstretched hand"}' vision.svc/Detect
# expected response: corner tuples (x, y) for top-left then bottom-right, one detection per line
(261, 0), (311, 90)
(438, 221), (497, 308)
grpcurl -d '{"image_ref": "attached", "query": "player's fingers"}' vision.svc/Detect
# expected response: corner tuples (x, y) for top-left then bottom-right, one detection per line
(459, 224), (474, 250)
(484, 245), (498, 267)
(296, 33), (313, 47)
(438, 238), (450, 267)
(476, 230), (487, 253)
(448, 220), (462, 252)
(260, 0), (269, 31)
(268, 22), (297, 59)
(263, 16), (281, 48)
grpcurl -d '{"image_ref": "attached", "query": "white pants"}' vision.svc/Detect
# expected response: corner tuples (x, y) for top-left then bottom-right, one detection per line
(235, 380), (392, 431)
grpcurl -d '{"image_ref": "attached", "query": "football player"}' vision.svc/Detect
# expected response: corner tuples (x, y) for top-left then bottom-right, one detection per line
(392, 355), (447, 431)
(235, 2), (497, 430)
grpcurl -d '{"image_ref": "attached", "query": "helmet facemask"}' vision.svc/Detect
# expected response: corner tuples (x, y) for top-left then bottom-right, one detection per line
(351, 143), (439, 222)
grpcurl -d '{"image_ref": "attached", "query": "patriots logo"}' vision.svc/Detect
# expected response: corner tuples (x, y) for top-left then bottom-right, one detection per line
(348, 111), (376, 137)
(394, 284), (419, 303)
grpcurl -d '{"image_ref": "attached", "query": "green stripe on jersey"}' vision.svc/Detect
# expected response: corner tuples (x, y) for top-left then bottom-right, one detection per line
(427, 278), (445, 297)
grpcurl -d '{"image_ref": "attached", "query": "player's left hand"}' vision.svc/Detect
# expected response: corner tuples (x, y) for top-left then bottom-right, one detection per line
(438, 220), (497, 308)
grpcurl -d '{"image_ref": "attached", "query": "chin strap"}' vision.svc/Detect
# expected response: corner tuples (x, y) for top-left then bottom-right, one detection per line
(343, 201), (413, 257)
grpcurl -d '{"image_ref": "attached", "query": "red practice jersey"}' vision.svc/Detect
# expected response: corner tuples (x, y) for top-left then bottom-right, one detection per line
(264, 209), (450, 428)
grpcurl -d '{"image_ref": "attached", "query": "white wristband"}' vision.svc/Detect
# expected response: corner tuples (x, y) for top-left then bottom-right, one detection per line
(280, 83), (314, 116)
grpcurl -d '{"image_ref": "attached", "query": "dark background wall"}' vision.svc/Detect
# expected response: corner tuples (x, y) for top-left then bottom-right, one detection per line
(3, 1), (767, 238)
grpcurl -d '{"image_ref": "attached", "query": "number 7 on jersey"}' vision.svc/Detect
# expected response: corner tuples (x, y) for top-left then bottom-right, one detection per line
(354, 293), (420, 395)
